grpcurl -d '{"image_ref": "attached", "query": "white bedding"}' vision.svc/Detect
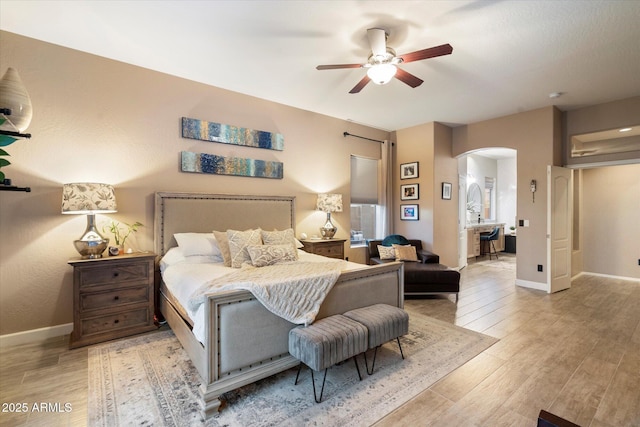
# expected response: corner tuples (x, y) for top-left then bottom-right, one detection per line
(161, 249), (368, 343)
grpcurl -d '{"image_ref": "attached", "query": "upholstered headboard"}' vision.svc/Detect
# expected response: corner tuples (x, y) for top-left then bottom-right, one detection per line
(154, 192), (296, 256)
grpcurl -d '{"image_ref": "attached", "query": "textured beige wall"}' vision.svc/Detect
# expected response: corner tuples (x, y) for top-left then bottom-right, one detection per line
(581, 164), (640, 278)
(452, 107), (562, 286)
(394, 123), (435, 250)
(0, 32), (388, 335)
(392, 122), (457, 267)
(432, 123), (458, 267)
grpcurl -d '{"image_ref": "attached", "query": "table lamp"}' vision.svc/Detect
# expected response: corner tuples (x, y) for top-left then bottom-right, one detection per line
(316, 193), (342, 239)
(62, 183), (117, 258)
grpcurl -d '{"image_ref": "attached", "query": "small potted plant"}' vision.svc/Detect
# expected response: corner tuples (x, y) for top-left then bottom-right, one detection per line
(510, 226), (516, 235)
(103, 220), (143, 255)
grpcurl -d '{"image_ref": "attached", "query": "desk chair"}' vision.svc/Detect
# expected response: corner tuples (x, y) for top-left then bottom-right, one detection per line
(480, 226), (500, 260)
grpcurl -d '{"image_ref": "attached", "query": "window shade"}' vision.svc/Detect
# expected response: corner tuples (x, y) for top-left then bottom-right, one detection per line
(351, 156), (379, 204)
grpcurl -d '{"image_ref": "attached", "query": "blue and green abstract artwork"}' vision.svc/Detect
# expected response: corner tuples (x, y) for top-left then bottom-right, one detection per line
(181, 117), (284, 151)
(181, 151), (283, 179)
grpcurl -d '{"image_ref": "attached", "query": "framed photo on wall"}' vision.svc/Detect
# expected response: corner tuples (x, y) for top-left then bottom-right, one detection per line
(400, 162), (419, 179)
(400, 204), (419, 221)
(401, 183), (419, 200)
(442, 182), (452, 200)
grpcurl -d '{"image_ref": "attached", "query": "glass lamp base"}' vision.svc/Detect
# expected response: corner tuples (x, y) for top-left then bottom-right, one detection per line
(73, 214), (109, 258)
(320, 212), (337, 239)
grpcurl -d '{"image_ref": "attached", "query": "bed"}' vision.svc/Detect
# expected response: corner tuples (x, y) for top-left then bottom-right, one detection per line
(154, 192), (404, 418)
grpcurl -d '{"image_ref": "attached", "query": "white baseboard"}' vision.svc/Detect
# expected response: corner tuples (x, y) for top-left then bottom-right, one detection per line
(0, 323), (73, 348)
(579, 271), (640, 282)
(515, 278), (548, 292)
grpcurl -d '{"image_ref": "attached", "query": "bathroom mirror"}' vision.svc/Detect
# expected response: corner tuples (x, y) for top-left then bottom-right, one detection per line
(466, 183), (483, 219)
(571, 125), (640, 158)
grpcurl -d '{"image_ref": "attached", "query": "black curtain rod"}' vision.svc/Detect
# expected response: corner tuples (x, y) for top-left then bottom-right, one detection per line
(343, 131), (386, 144)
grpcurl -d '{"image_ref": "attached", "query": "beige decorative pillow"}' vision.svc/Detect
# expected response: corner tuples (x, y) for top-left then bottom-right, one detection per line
(247, 244), (298, 267)
(261, 228), (299, 257)
(393, 244), (419, 262)
(227, 229), (263, 268)
(212, 230), (232, 267)
(377, 245), (396, 260)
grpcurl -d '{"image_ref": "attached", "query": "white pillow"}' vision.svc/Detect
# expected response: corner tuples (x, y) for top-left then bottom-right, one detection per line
(159, 247), (222, 273)
(174, 232), (222, 258)
(247, 244), (298, 267)
(377, 245), (396, 260)
(227, 228), (263, 268)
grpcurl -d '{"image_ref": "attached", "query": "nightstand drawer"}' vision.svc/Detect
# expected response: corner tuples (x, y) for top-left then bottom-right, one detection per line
(81, 307), (151, 336)
(314, 244), (342, 258)
(80, 285), (150, 311)
(79, 262), (150, 287)
(301, 239), (345, 260)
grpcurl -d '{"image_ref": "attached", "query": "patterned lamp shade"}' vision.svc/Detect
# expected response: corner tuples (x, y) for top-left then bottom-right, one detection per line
(61, 183), (117, 214)
(316, 193), (343, 213)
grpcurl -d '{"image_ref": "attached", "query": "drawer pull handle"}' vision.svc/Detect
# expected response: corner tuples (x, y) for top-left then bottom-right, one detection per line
(114, 296), (119, 300)
(114, 319), (119, 324)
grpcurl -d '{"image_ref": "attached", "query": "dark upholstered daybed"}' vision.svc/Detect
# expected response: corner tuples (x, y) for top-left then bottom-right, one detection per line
(366, 237), (460, 301)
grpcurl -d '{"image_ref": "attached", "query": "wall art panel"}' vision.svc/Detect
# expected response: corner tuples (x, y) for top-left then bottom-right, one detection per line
(182, 117), (284, 151)
(181, 151), (283, 179)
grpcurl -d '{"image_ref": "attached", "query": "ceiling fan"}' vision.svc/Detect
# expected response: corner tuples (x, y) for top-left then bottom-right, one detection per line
(316, 28), (453, 94)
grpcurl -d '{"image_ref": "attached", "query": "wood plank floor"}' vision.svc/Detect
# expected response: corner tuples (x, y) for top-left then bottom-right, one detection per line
(1, 254), (639, 426)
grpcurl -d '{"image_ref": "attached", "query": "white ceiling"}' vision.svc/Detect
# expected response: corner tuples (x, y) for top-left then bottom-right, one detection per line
(2, 1), (640, 132)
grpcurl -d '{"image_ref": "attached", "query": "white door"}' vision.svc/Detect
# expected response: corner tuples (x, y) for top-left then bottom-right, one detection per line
(458, 175), (467, 269)
(547, 165), (572, 293)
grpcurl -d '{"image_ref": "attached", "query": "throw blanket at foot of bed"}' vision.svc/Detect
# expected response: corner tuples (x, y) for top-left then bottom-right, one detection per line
(188, 261), (346, 325)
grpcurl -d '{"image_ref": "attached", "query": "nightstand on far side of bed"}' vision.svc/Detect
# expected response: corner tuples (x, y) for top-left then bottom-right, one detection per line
(300, 238), (346, 260)
(68, 252), (157, 348)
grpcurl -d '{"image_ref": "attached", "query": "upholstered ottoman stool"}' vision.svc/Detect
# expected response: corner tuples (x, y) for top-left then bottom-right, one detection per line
(343, 304), (409, 374)
(289, 314), (368, 402)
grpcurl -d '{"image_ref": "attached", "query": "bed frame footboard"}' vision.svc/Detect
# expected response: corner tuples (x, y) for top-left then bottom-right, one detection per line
(160, 262), (403, 419)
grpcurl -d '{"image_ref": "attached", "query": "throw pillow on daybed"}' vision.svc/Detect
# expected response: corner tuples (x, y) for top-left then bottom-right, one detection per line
(381, 234), (410, 246)
(393, 244), (419, 262)
(377, 245), (397, 260)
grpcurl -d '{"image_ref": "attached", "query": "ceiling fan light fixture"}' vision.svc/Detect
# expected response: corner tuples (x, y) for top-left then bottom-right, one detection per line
(367, 63), (397, 85)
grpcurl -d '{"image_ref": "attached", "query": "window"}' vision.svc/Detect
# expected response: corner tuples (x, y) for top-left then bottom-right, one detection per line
(350, 155), (380, 247)
(484, 177), (496, 221)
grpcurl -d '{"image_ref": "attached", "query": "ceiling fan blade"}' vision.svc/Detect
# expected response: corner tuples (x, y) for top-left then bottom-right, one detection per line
(395, 68), (424, 88)
(398, 43), (453, 63)
(316, 64), (363, 70)
(367, 28), (387, 57)
(349, 75), (371, 94)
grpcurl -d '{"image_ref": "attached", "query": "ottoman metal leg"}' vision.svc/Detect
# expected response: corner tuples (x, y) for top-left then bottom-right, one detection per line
(294, 357), (363, 403)
(363, 337), (405, 375)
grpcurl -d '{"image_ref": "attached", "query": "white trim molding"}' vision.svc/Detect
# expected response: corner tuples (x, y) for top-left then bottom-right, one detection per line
(579, 271), (640, 282)
(515, 278), (548, 292)
(0, 323), (73, 348)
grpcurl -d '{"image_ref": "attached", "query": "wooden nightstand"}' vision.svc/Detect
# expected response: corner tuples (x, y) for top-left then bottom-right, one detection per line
(68, 252), (157, 348)
(300, 239), (346, 260)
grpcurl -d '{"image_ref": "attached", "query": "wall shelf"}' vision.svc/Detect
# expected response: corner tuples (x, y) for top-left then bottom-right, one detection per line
(0, 184), (31, 192)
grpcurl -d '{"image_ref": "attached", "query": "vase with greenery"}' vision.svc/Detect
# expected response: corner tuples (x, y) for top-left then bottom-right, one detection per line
(102, 220), (143, 254)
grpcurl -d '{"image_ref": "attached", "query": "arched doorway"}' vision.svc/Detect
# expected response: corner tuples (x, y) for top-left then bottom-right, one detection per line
(457, 147), (517, 269)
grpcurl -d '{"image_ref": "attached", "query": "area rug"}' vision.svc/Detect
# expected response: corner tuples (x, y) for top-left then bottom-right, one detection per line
(88, 310), (497, 426)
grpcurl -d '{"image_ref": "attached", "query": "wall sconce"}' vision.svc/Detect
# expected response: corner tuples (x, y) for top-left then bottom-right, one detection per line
(316, 193), (343, 239)
(62, 183), (117, 258)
